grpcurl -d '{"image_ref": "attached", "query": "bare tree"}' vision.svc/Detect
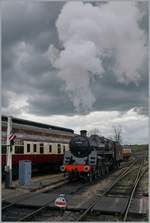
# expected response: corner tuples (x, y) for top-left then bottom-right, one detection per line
(113, 126), (122, 143)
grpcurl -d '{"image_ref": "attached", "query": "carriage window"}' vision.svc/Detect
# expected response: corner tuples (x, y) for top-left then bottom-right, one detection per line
(33, 144), (37, 152)
(27, 144), (30, 152)
(58, 148), (61, 154)
(57, 144), (61, 154)
(49, 145), (52, 153)
(2, 138), (6, 145)
(40, 143), (44, 154)
(15, 146), (24, 154)
(2, 146), (7, 154)
(63, 145), (65, 153)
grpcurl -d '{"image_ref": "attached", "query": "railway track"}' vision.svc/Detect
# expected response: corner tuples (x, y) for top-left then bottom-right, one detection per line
(39, 159), (141, 222)
(123, 163), (148, 221)
(2, 173), (67, 202)
(2, 163), (119, 222)
(2, 159), (142, 222)
(2, 180), (90, 221)
(30, 160), (141, 222)
(76, 159), (148, 221)
(2, 176), (69, 220)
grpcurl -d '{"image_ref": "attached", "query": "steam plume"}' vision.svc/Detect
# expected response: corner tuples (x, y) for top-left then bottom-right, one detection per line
(48, 1), (147, 113)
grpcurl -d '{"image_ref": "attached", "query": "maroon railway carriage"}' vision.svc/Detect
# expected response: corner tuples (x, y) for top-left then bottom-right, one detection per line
(1, 116), (74, 176)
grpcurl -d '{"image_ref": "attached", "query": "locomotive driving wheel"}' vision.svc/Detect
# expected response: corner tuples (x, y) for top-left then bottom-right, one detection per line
(101, 166), (105, 177)
(105, 166), (109, 175)
(97, 168), (101, 178)
(95, 169), (99, 179)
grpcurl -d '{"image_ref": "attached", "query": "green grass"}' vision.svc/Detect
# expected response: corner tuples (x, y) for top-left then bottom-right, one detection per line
(130, 144), (148, 154)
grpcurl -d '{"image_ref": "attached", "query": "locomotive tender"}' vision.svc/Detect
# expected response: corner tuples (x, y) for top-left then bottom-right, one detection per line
(61, 130), (123, 181)
(122, 146), (132, 160)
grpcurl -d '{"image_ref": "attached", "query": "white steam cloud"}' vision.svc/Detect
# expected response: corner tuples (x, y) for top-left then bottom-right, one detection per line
(48, 1), (147, 113)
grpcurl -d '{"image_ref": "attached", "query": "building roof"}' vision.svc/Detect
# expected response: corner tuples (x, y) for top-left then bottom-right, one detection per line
(2, 115), (74, 133)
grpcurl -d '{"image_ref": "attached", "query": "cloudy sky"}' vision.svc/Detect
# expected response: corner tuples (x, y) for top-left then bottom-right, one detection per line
(2, 1), (149, 144)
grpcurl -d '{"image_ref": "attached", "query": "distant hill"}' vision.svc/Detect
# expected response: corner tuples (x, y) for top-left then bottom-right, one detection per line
(131, 144), (148, 151)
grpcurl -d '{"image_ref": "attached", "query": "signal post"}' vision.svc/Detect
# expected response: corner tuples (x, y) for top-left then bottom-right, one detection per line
(5, 116), (15, 188)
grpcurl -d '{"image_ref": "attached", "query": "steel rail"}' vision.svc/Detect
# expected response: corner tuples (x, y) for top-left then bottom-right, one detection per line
(26, 161), (145, 221)
(18, 182), (91, 221)
(2, 160), (139, 222)
(2, 174), (64, 200)
(2, 178), (68, 211)
(30, 177), (64, 189)
(18, 179), (94, 221)
(18, 203), (50, 221)
(76, 159), (139, 221)
(31, 173), (63, 182)
(3, 180), (90, 221)
(123, 164), (148, 221)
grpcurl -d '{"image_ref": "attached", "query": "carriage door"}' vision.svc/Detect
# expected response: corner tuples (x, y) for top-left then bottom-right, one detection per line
(40, 143), (44, 154)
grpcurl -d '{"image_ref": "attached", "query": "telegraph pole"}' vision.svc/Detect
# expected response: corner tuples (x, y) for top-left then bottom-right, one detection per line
(5, 116), (13, 188)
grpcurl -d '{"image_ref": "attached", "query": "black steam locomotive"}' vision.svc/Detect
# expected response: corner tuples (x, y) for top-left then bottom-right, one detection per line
(61, 130), (123, 181)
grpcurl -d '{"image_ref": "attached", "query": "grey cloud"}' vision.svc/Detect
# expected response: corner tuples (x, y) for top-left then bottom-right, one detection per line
(27, 91), (74, 116)
(2, 1), (63, 48)
(137, 1), (149, 36)
(2, 1), (148, 118)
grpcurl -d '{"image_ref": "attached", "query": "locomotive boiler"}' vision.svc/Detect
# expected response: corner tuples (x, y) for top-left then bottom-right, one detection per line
(61, 130), (123, 181)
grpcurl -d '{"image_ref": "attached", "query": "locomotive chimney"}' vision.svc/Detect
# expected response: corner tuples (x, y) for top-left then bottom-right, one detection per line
(80, 130), (87, 137)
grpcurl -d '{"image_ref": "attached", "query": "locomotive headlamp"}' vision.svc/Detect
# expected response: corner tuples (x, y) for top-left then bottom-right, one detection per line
(60, 165), (65, 172)
(84, 165), (90, 172)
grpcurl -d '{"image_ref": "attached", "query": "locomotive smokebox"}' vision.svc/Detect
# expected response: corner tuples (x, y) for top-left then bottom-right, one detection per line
(80, 130), (87, 137)
(69, 130), (91, 158)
